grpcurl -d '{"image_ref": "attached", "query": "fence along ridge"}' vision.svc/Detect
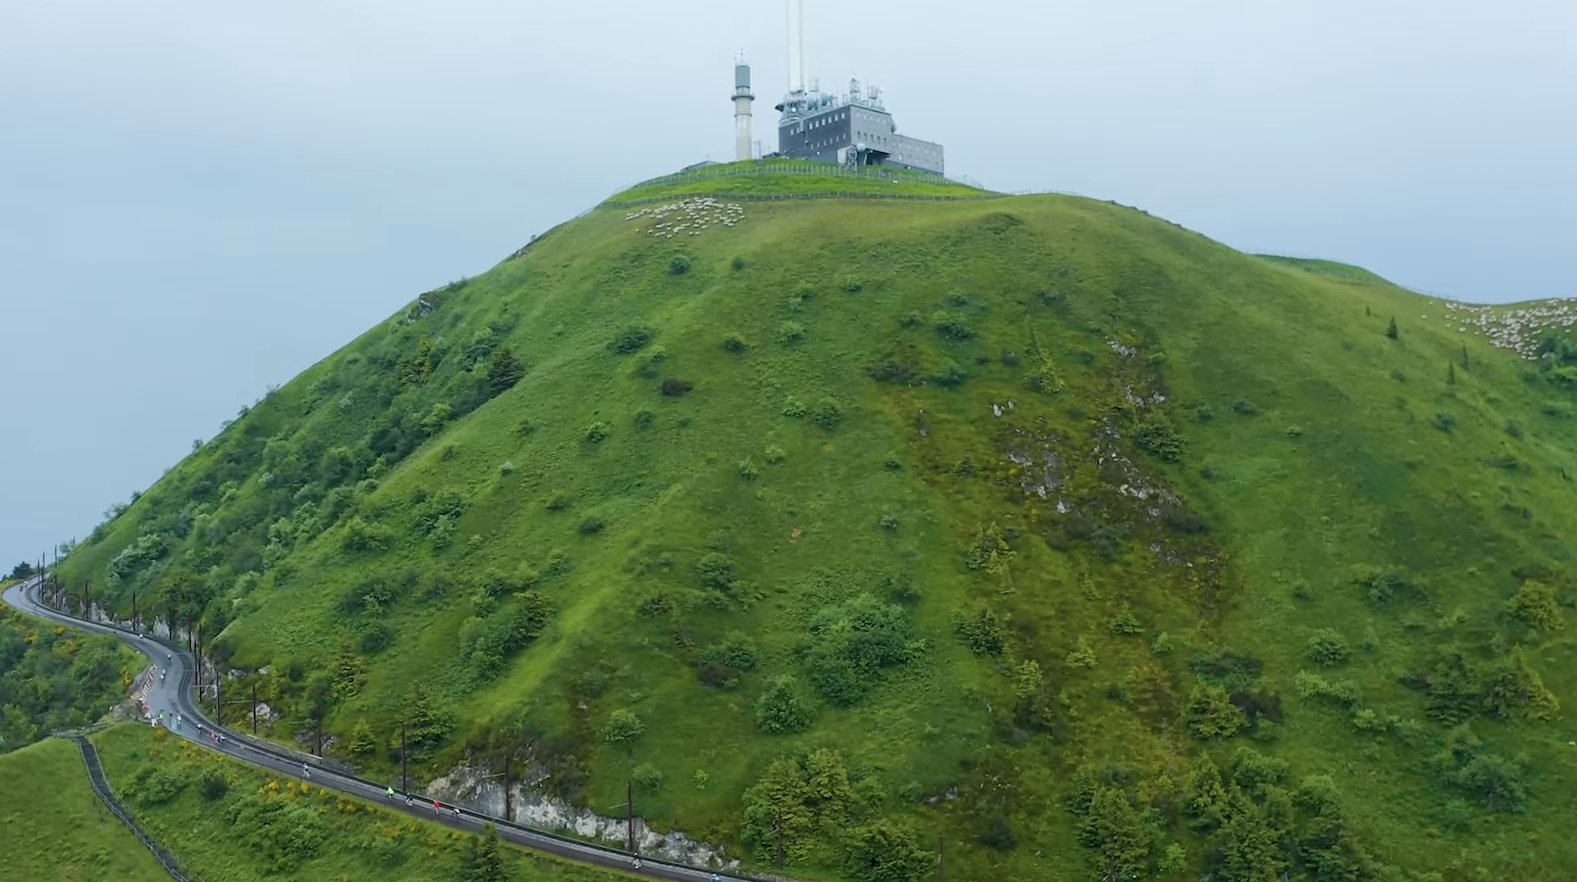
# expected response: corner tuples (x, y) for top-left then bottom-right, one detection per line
(69, 734), (199, 882)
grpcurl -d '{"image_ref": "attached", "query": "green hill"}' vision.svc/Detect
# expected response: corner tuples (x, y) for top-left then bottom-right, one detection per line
(0, 737), (171, 882)
(60, 162), (1577, 881)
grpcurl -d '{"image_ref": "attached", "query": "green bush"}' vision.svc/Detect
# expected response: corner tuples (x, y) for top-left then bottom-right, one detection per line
(695, 552), (739, 591)
(930, 359), (968, 388)
(634, 763), (664, 792)
(777, 321), (807, 345)
(609, 326), (655, 354)
(722, 332), (749, 353)
(810, 398), (843, 429)
(738, 458), (760, 480)
(601, 709), (645, 748)
(804, 594), (918, 706)
(584, 421), (611, 443)
(225, 791), (328, 872)
(198, 770), (229, 801)
(668, 254), (692, 275)
(1506, 580), (1565, 631)
(661, 377), (693, 396)
(755, 675), (814, 734)
(931, 311), (974, 342)
(1305, 629), (1351, 666)
(1185, 684), (1246, 739)
(954, 606), (1007, 655)
(700, 631), (759, 671)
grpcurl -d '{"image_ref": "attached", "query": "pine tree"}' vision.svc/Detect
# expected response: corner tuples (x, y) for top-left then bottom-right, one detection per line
(1385, 317), (1398, 340)
(475, 823), (505, 882)
(1461, 342), (1470, 369)
(1447, 362), (1457, 385)
(329, 637), (364, 701)
(486, 347), (525, 395)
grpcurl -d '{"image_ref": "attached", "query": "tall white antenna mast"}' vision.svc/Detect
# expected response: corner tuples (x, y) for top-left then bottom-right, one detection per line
(786, 0), (806, 94)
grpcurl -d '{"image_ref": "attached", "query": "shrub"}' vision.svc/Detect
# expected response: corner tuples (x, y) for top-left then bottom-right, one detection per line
(609, 326), (654, 354)
(810, 398), (843, 429)
(730, 256), (745, 271)
(544, 491), (572, 511)
(1433, 411), (1457, 432)
(781, 396), (808, 418)
(225, 792), (328, 872)
(634, 763), (665, 792)
(878, 513), (899, 531)
(1230, 400), (1259, 415)
(842, 277), (863, 293)
(341, 517), (390, 553)
(931, 311), (975, 342)
(668, 254), (692, 275)
(633, 408), (655, 428)
(1065, 637), (1099, 669)
(661, 377), (693, 396)
(1185, 684), (1247, 739)
(695, 552), (739, 591)
(738, 458), (760, 480)
(700, 632), (759, 671)
(1108, 607), (1143, 635)
(578, 517), (606, 535)
(930, 359), (968, 388)
(125, 765), (189, 806)
(1294, 670), (1364, 708)
(584, 421), (611, 443)
(1134, 416), (1185, 462)
(1506, 580), (1565, 631)
(1305, 629), (1351, 666)
(198, 770), (229, 801)
(843, 819), (932, 882)
(756, 675), (814, 734)
(763, 445), (786, 464)
(486, 348), (525, 394)
(1385, 317), (1398, 339)
(601, 709), (645, 748)
(777, 321), (807, 345)
(954, 606), (1007, 655)
(497, 460), (516, 476)
(804, 594), (917, 706)
(899, 311), (924, 328)
(722, 332), (748, 353)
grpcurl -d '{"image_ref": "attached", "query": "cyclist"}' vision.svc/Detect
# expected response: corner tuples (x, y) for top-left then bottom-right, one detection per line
(386, 786), (395, 800)
(631, 855), (642, 869)
(303, 762), (311, 779)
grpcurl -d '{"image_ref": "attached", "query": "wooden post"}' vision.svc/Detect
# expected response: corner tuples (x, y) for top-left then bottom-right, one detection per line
(626, 780), (634, 852)
(503, 755), (512, 821)
(314, 711), (322, 757)
(214, 666), (221, 723)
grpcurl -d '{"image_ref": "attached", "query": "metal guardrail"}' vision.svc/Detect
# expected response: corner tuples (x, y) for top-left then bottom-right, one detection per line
(69, 734), (198, 882)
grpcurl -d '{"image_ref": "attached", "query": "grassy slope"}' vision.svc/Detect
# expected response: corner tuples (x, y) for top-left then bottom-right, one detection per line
(61, 171), (1577, 880)
(91, 725), (629, 882)
(0, 737), (171, 882)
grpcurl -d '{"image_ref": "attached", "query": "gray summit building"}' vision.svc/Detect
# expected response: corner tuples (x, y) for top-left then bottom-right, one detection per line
(763, 0), (944, 175)
(775, 80), (944, 175)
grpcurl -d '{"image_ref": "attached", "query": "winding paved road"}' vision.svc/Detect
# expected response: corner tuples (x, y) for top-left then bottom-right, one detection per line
(2, 576), (758, 882)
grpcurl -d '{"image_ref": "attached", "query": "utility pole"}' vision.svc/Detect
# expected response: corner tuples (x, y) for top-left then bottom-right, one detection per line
(626, 780), (634, 853)
(251, 683), (258, 734)
(400, 725), (408, 792)
(214, 665), (221, 723)
(314, 710), (322, 757)
(131, 587), (138, 634)
(503, 755), (512, 821)
(82, 579), (90, 620)
(775, 809), (785, 868)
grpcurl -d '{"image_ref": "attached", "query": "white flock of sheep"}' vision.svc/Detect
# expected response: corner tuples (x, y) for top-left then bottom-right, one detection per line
(1440, 299), (1577, 359)
(625, 198), (745, 239)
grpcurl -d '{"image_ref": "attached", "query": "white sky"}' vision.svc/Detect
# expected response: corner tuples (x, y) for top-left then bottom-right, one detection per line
(1, 0), (1573, 566)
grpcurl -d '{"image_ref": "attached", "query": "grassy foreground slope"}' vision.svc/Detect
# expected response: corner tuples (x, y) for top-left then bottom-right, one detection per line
(90, 725), (625, 882)
(61, 163), (1577, 880)
(0, 737), (170, 882)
